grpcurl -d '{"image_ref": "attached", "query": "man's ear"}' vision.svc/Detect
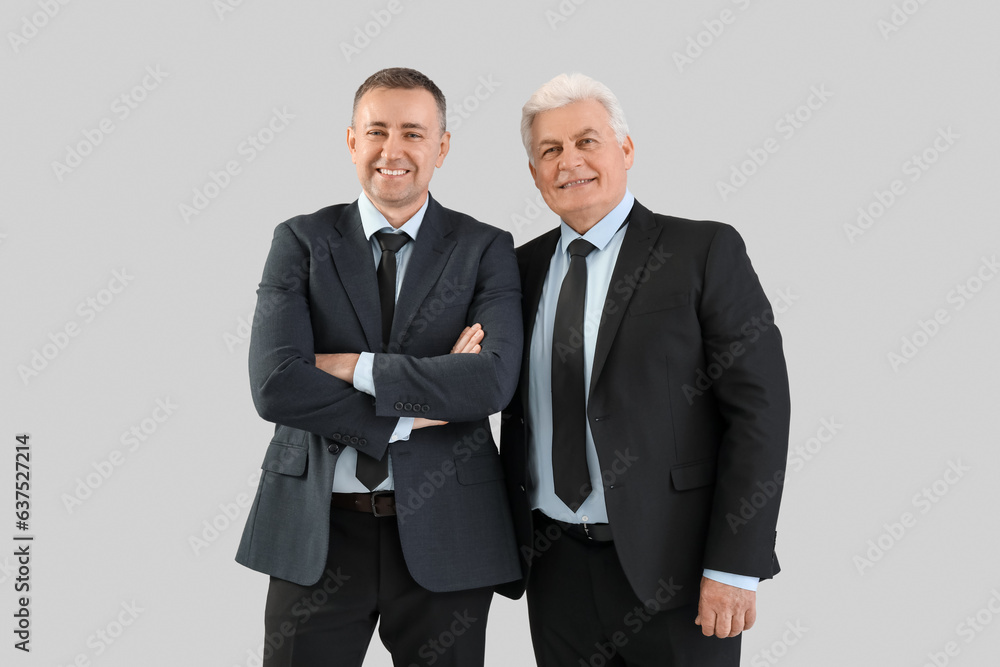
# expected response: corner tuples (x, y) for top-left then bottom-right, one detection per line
(435, 131), (451, 168)
(622, 135), (635, 170)
(346, 126), (357, 164)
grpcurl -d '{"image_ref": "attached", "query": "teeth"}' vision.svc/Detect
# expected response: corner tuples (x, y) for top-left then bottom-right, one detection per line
(379, 169), (407, 176)
(562, 179), (592, 188)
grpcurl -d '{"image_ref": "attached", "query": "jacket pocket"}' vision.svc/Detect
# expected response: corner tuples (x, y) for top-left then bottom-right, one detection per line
(628, 290), (689, 317)
(670, 459), (715, 491)
(261, 440), (308, 477)
(455, 453), (504, 485)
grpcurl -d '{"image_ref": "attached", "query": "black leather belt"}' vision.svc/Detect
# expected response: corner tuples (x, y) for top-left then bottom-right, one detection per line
(331, 492), (396, 517)
(536, 511), (614, 543)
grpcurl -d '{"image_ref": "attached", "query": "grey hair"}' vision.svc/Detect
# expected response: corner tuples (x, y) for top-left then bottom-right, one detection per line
(520, 73), (629, 163)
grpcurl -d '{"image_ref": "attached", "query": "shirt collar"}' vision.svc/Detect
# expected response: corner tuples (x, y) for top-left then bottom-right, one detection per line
(558, 189), (635, 254)
(358, 191), (429, 241)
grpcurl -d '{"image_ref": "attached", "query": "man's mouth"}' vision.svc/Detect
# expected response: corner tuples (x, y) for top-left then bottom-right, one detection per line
(377, 168), (409, 176)
(559, 178), (595, 189)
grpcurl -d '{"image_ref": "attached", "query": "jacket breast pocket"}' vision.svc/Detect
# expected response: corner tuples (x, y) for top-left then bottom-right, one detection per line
(670, 459), (715, 491)
(261, 440), (308, 477)
(455, 453), (504, 485)
(628, 290), (689, 317)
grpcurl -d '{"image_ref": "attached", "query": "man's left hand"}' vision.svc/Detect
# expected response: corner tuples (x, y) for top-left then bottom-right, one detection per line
(314, 353), (360, 383)
(694, 576), (756, 638)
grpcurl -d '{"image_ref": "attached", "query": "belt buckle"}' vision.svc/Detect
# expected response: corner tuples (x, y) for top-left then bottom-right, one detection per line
(370, 491), (391, 517)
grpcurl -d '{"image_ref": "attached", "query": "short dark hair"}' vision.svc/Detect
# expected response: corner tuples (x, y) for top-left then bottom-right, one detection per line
(351, 67), (447, 133)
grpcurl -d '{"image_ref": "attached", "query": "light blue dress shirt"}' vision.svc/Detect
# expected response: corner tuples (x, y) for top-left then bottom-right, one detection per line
(331, 192), (426, 493)
(527, 189), (757, 591)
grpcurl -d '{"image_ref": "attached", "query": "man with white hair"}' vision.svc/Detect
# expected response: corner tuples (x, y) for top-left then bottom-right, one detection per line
(499, 73), (791, 665)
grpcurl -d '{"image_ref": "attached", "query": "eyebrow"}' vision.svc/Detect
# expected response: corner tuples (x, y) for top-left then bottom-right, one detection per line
(366, 121), (428, 131)
(536, 127), (601, 148)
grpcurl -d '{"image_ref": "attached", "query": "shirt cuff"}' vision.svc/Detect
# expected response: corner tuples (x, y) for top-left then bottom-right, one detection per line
(703, 569), (759, 591)
(389, 418), (414, 443)
(354, 352), (376, 396)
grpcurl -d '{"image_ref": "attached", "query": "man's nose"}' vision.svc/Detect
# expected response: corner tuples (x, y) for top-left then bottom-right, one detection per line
(557, 146), (583, 171)
(381, 133), (405, 161)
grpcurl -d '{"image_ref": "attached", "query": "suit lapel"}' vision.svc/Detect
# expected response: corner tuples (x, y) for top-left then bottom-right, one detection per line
(518, 228), (560, 403)
(590, 201), (664, 392)
(391, 195), (457, 346)
(328, 202), (383, 353)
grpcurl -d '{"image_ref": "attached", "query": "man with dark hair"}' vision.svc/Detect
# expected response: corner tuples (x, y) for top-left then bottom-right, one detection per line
(237, 67), (522, 667)
(351, 67), (447, 133)
(500, 73), (791, 666)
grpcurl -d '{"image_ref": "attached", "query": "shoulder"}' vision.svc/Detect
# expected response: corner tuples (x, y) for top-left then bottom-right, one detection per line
(430, 197), (508, 245)
(632, 201), (748, 258)
(277, 203), (353, 237)
(640, 206), (739, 246)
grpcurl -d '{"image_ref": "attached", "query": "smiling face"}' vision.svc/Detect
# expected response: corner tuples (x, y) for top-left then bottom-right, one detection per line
(528, 99), (634, 234)
(347, 87), (450, 227)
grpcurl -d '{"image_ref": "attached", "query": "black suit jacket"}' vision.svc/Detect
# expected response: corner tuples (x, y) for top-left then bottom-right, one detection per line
(499, 200), (790, 609)
(237, 195), (523, 592)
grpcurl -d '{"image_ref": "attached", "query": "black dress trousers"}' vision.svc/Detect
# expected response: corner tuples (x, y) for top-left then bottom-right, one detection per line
(526, 512), (741, 667)
(262, 506), (493, 667)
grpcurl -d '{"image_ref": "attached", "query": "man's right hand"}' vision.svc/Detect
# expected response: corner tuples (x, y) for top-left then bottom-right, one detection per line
(412, 323), (485, 430)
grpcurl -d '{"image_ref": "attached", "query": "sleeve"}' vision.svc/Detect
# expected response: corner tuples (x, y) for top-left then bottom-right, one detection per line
(355, 352), (412, 443)
(702, 569), (759, 592)
(698, 224), (791, 579)
(388, 418), (414, 442)
(353, 352), (376, 396)
(370, 230), (524, 422)
(248, 222), (397, 460)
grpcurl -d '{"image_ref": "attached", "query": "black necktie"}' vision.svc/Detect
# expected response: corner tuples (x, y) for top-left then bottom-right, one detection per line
(551, 238), (597, 511)
(375, 231), (410, 352)
(356, 230), (410, 491)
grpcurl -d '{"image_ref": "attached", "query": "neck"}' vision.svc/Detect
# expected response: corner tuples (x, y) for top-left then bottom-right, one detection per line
(562, 206), (612, 236)
(563, 218), (598, 235)
(370, 192), (428, 229)
(560, 191), (627, 235)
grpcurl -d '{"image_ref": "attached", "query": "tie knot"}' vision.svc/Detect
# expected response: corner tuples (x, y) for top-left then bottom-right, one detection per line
(568, 238), (596, 259)
(376, 231), (410, 253)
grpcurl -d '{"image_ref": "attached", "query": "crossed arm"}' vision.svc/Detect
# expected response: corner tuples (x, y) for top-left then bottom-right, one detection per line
(315, 324), (486, 431)
(249, 223), (521, 461)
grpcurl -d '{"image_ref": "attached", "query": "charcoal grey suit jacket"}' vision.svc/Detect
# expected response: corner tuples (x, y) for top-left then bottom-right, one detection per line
(236, 194), (522, 591)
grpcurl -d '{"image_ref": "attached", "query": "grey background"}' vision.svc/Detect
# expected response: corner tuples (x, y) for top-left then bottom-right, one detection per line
(2, 0), (999, 665)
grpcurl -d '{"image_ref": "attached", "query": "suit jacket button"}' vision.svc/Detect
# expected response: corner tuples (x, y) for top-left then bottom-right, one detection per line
(350, 436), (359, 445)
(332, 433), (342, 441)
(403, 402), (413, 411)
(328, 444), (340, 454)
(359, 438), (367, 446)
(394, 401), (404, 410)
(422, 404), (430, 413)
